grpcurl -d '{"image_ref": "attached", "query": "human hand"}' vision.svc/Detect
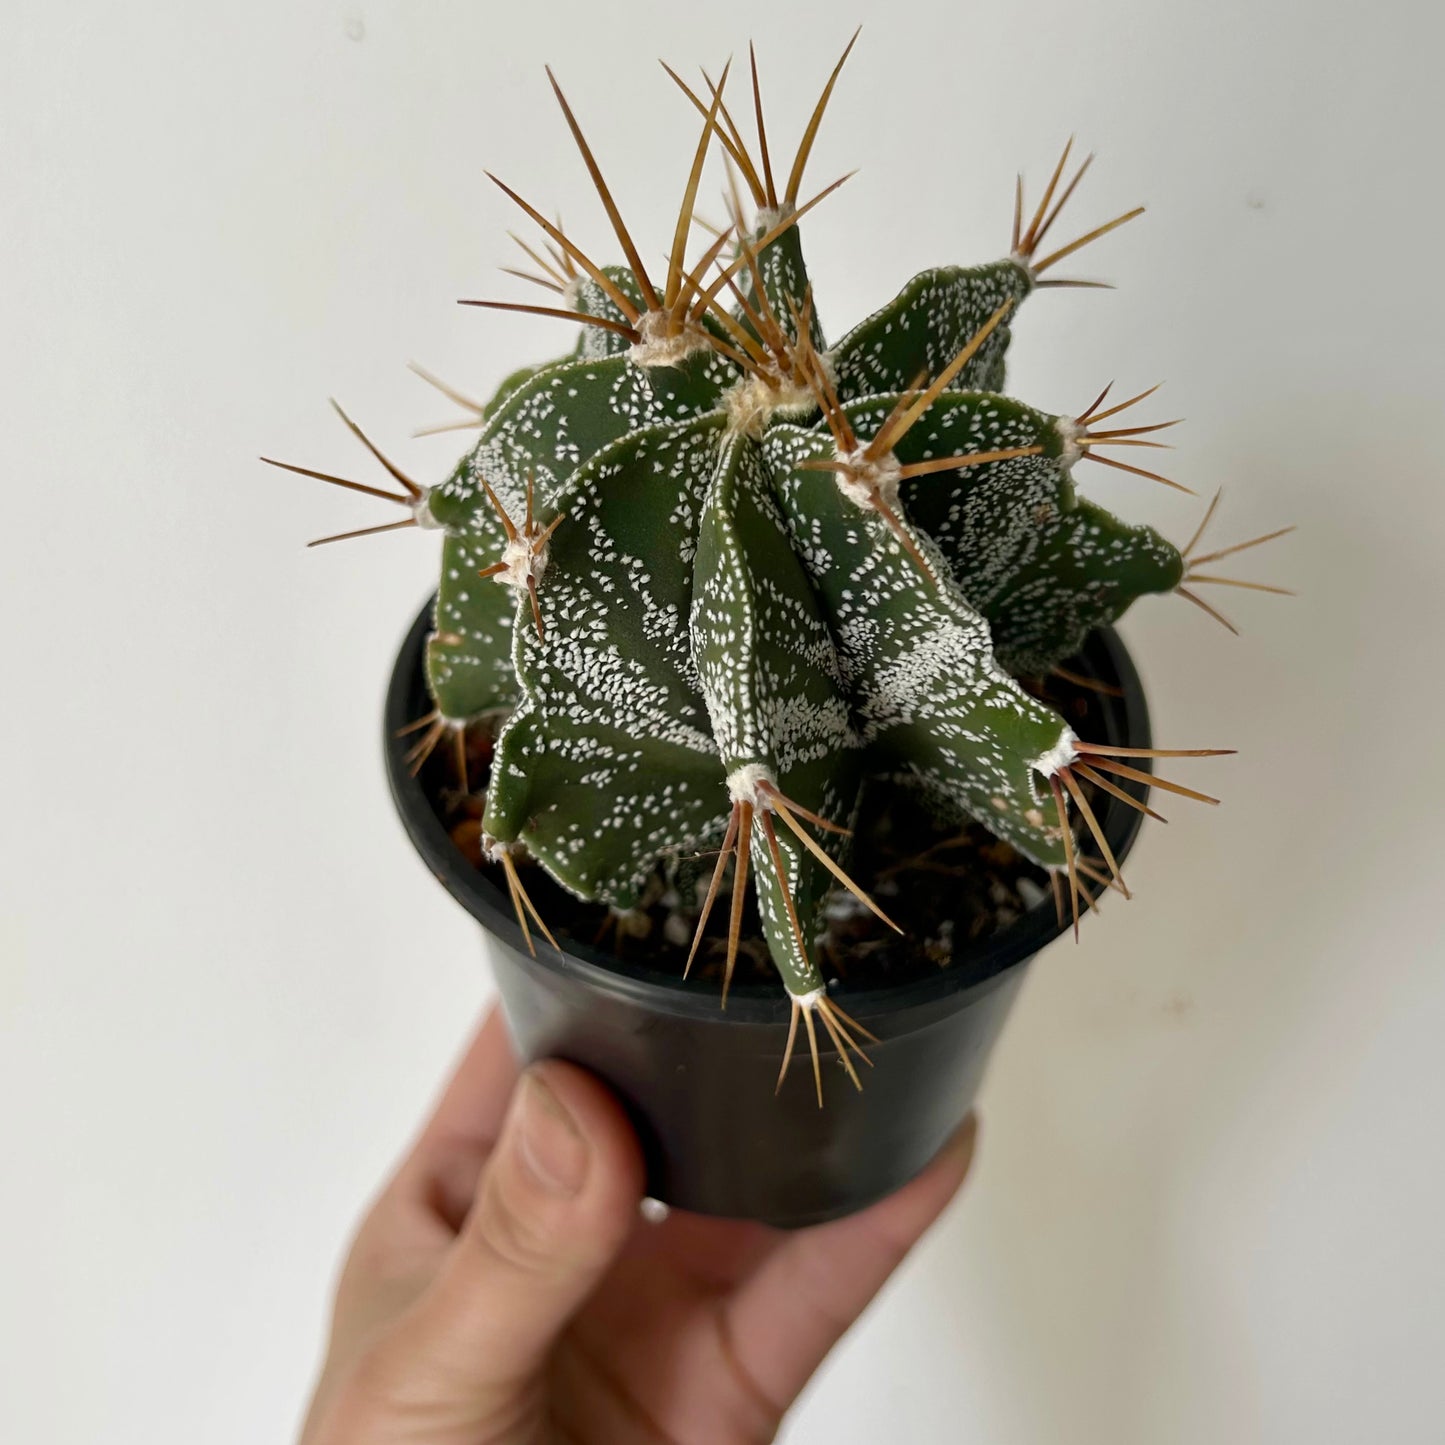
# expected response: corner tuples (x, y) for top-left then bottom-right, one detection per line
(299, 1006), (978, 1444)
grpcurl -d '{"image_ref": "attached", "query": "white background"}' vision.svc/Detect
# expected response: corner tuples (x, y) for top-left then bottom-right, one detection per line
(3, 2), (1443, 1440)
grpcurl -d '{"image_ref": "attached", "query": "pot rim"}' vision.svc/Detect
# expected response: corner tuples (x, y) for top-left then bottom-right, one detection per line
(384, 595), (1151, 1026)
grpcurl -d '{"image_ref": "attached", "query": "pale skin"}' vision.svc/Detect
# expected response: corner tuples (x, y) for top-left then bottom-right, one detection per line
(299, 1007), (978, 1444)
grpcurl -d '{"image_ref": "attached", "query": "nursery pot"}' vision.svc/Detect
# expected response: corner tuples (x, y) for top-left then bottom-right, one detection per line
(385, 598), (1150, 1228)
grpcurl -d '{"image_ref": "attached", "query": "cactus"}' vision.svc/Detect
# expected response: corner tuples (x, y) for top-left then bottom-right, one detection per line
(266, 35), (1291, 1100)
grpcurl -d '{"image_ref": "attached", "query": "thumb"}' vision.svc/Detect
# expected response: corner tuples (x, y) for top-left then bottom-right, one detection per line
(381, 1060), (644, 1412)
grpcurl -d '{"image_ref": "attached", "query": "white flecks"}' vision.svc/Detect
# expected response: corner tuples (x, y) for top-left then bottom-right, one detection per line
(757, 423), (1077, 867)
(827, 262), (1023, 399)
(791, 984), (827, 1008)
(430, 241), (1155, 924)
(480, 833), (512, 863)
(484, 417), (734, 906)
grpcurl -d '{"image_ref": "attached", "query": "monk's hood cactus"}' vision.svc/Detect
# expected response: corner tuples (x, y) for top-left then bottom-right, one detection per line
(266, 34), (1290, 1098)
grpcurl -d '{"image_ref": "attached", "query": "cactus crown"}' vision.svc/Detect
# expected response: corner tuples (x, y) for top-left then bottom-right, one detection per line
(267, 35), (1290, 1096)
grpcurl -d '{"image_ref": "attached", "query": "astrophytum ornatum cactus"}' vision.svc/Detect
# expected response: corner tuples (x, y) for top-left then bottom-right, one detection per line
(267, 36), (1291, 1096)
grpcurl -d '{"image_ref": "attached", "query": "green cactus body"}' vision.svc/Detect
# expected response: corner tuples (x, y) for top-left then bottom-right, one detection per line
(764, 424), (1076, 869)
(429, 195), (1187, 1001)
(425, 344), (734, 719)
(735, 221), (826, 355)
(419, 152), (1188, 1004)
(829, 261), (1032, 399)
(838, 392), (1186, 672)
(275, 46), (1288, 1076)
(691, 430), (856, 996)
(482, 415), (728, 904)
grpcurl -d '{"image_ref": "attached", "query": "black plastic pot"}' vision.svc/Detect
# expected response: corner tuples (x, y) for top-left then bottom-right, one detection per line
(385, 598), (1151, 1228)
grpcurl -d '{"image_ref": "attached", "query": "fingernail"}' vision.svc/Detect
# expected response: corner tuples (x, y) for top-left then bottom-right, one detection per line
(513, 1071), (588, 1198)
